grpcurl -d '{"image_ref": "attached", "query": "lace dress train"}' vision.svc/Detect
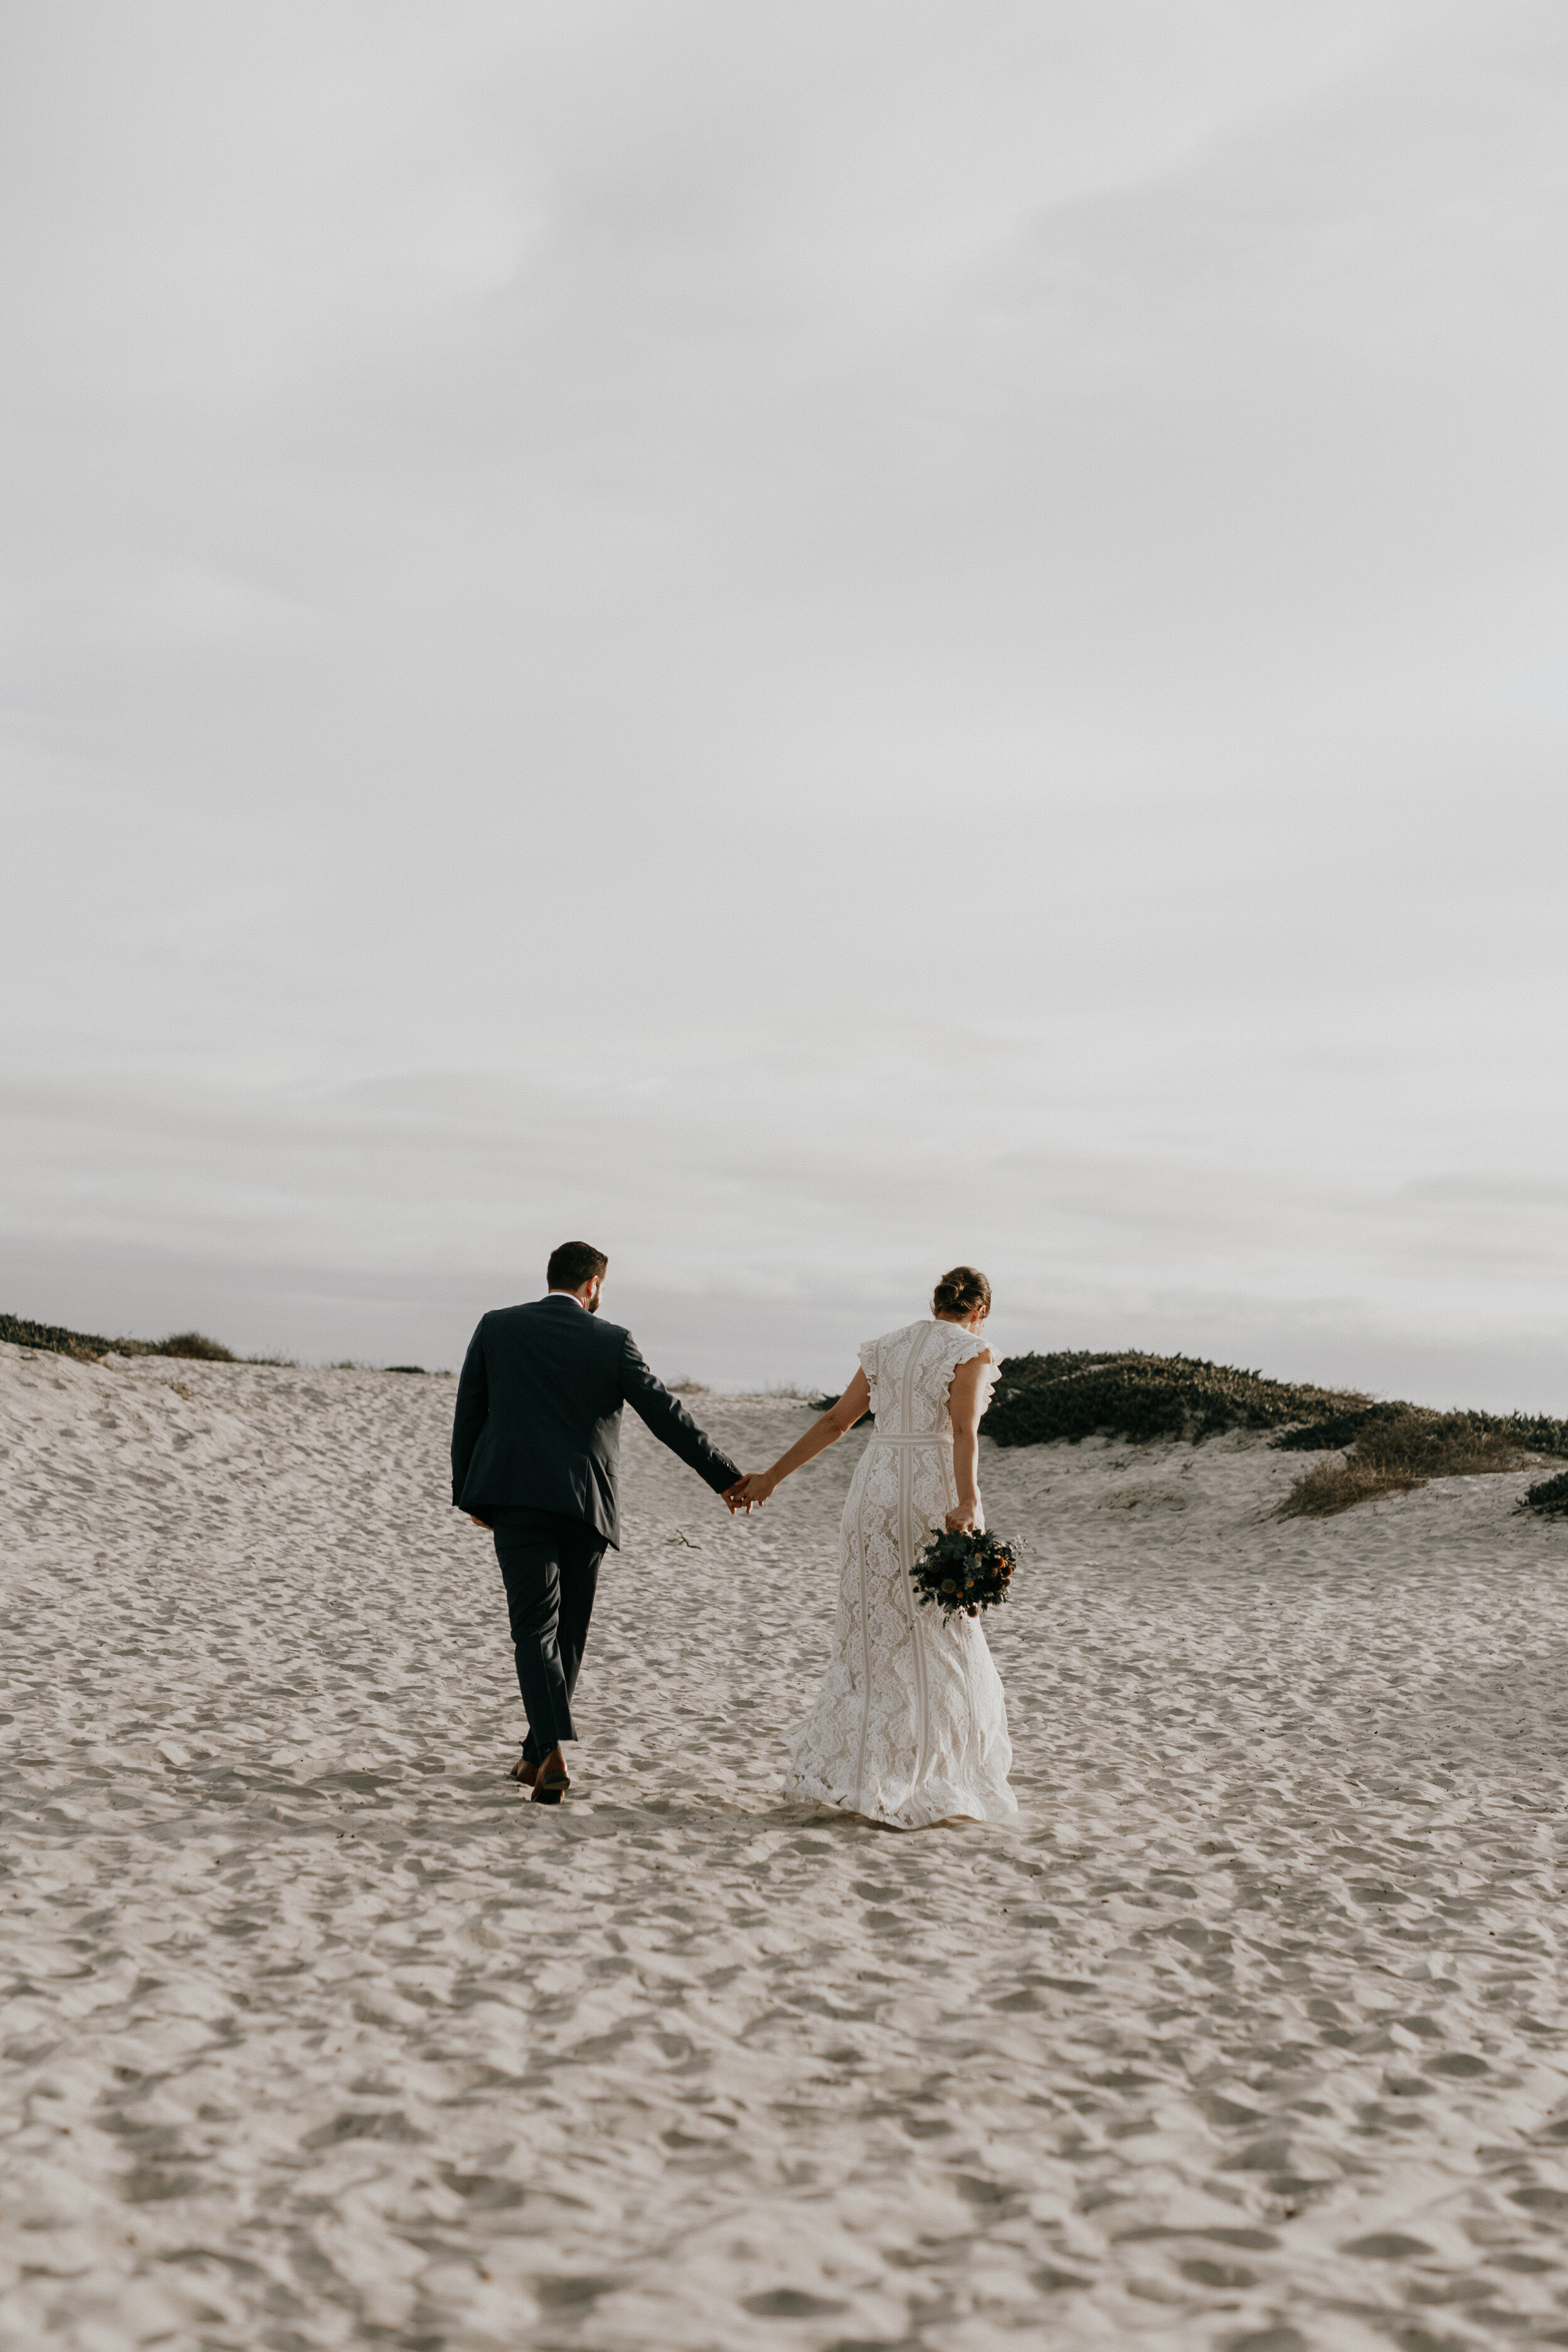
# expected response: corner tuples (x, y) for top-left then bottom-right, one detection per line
(784, 1318), (1017, 1831)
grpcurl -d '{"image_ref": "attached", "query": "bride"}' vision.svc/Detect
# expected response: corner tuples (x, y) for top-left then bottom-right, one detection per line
(735, 1267), (1016, 1831)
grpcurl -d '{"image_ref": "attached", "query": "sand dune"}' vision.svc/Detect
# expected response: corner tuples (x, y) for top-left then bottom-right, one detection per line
(4, 1336), (1568, 2351)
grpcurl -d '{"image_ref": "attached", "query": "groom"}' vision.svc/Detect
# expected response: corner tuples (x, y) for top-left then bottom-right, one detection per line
(451, 1241), (748, 1804)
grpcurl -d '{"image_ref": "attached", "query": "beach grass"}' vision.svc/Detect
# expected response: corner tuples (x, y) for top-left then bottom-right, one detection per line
(1522, 1467), (1568, 1518)
(980, 1348), (1568, 1519)
(987, 1350), (1366, 1449)
(0, 1313), (295, 1367)
(1276, 1456), (1429, 1517)
(1275, 1405), (1565, 1518)
(1, 1312), (233, 1364)
(1272, 1399), (1568, 1460)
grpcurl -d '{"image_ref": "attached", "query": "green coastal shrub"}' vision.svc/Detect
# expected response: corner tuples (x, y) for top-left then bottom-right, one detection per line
(1275, 1405), (1568, 1518)
(1274, 1401), (1568, 1461)
(1, 1313), (234, 1365)
(982, 1353), (1568, 1495)
(1352, 1410), (1530, 1477)
(157, 1331), (236, 1362)
(1523, 1469), (1568, 1518)
(985, 1351), (1363, 1449)
(1, 1313), (119, 1362)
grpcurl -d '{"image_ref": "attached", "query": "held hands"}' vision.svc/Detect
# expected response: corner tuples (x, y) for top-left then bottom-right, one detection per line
(724, 1473), (775, 1515)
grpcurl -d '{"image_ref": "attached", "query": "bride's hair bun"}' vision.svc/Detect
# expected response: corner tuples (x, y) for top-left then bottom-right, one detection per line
(933, 1265), (991, 1317)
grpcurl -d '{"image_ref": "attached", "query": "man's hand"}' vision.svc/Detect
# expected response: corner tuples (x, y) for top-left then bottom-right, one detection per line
(468, 1513), (492, 1528)
(723, 1478), (763, 1516)
(729, 1473), (776, 1513)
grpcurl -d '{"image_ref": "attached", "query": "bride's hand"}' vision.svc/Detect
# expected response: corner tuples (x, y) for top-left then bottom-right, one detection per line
(729, 1473), (775, 1513)
(945, 1503), (977, 1534)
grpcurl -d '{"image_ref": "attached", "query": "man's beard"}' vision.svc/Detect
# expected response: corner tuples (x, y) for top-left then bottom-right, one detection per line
(586, 1291), (601, 1315)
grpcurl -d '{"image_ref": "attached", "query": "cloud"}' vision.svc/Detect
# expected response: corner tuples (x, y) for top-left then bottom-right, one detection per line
(4, 1054), (1564, 1406)
(1, 1), (1564, 1402)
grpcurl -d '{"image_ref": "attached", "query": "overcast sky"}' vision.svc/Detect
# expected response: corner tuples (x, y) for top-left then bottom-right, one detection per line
(3, 1), (1565, 1402)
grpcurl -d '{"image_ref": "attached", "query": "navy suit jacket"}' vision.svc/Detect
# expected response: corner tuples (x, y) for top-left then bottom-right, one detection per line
(450, 1295), (740, 1549)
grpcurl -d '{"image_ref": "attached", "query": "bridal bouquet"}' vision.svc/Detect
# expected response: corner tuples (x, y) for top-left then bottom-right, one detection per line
(910, 1528), (1019, 1620)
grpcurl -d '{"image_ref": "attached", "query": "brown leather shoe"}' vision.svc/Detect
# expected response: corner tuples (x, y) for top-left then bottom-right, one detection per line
(509, 1756), (538, 1788)
(532, 1749), (571, 1805)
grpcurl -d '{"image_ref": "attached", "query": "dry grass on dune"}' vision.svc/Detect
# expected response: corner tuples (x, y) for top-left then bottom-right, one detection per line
(1523, 1467), (1568, 1518)
(1357, 1414), (1523, 1480)
(1278, 1407), (1530, 1519)
(1277, 1456), (1428, 1517)
(0, 1313), (238, 1364)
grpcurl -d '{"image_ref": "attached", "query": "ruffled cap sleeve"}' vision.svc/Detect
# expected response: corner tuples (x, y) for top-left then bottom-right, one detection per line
(856, 1337), (880, 1414)
(946, 1326), (1001, 1415)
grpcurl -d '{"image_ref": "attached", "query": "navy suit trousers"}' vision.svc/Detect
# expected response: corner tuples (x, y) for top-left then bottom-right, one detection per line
(490, 1507), (605, 1759)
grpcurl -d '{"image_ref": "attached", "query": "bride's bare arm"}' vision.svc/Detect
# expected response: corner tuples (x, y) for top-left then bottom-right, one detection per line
(734, 1369), (871, 1507)
(945, 1350), (993, 1533)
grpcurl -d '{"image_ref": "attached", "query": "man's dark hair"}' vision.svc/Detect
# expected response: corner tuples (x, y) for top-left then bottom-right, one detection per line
(547, 1240), (608, 1293)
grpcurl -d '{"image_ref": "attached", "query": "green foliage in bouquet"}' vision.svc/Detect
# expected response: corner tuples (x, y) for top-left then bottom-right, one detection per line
(910, 1528), (1018, 1620)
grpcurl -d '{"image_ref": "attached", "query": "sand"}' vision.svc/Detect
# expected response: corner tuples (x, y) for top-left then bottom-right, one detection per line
(3, 1336), (1568, 2352)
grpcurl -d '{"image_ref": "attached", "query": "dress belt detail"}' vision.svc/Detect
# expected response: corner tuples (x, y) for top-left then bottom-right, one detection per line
(870, 1430), (953, 1444)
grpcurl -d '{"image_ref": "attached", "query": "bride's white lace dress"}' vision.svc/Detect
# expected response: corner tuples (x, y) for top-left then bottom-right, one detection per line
(784, 1318), (1017, 1830)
